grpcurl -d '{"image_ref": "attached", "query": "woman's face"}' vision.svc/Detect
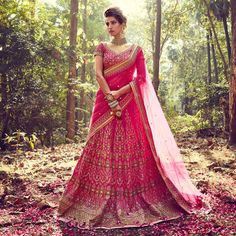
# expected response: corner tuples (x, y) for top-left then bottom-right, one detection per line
(105, 16), (124, 37)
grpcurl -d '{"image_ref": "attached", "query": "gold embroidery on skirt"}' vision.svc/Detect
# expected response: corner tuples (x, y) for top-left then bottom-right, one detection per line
(86, 92), (134, 143)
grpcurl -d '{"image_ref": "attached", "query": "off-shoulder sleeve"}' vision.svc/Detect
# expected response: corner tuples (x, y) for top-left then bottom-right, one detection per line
(94, 42), (104, 57)
(133, 47), (147, 86)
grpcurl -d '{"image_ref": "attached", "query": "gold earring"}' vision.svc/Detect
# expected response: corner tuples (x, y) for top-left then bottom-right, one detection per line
(121, 28), (125, 37)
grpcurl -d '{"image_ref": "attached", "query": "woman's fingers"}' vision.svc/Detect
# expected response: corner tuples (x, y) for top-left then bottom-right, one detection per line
(109, 90), (120, 100)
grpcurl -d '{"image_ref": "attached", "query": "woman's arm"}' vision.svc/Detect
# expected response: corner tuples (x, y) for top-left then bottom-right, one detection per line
(116, 83), (131, 97)
(94, 55), (111, 95)
(95, 54), (121, 116)
(95, 53), (130, 99)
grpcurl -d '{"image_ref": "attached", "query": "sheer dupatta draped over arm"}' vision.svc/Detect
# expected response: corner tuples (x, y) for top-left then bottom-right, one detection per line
(133, 48), (147, 86)
(129, 46), (211, 214)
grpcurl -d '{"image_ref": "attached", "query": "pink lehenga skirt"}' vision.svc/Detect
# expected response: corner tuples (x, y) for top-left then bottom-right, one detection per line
(57, 44), (209, 229)
(57, 95), (187, 229)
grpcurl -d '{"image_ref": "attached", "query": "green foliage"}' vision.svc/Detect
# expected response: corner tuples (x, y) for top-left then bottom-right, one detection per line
(166, 109), (210, 134)
(0, 0), (108, 147)
(155, 0), (231, 132)
(4, 131), (38, 151)
(0, 0), (232, 146)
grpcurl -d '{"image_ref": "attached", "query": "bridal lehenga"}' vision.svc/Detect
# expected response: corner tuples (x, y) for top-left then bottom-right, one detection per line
(57, 42), (210, 229)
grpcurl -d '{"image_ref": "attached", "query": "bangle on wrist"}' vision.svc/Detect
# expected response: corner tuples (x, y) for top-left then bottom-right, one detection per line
(109, 100), (118, 106)
(109, 100), (118, 105)
(108, 100), (118, 108)
(109, 104), (118, 108)
(105, 93), (115, 102)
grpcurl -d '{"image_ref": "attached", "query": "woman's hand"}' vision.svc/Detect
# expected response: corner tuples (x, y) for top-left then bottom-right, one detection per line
(106, 90), (122, 118)
(109, 90), (121, 100)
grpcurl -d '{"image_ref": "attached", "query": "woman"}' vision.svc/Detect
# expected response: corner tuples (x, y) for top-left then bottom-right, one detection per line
(57, 7), (210, 229)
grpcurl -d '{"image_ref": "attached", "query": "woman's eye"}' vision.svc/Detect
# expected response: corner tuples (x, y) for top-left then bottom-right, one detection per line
(105, 20), (117, 26)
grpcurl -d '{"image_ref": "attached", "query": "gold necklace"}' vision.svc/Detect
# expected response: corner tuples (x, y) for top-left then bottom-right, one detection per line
(110, 37), (127, 46)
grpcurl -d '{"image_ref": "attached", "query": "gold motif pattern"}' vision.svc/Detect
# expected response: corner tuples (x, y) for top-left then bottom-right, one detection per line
(58, 100), (186, 228)
(86, 92), (134, 143)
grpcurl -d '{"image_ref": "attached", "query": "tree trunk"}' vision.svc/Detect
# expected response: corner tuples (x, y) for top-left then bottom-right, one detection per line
(153, 0), (161, 94)
(75, 97), (79, 134)
(229, 0), (236, 145)
(0, 73), (9, 150)
(222, 15), (231, 63)
(66, 0), (78, 141)
(210, 29), (219, 83)
(146, 1), (155, 55)
(82, 0), (89, 125)
(207, 31), (213, 126)
(77, 0), (87, 130)
(203, 0), (229, 81)
(0, 34), (9, 150)
(207, 32), (212, 84)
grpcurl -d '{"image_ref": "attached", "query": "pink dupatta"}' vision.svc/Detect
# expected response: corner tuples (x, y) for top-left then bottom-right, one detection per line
(130, 67), (211, 214)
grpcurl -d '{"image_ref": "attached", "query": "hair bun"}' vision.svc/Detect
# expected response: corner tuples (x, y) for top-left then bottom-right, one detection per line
(104, 7), (127, 25)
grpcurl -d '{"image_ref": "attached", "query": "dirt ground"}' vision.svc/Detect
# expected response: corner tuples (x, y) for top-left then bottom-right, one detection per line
(0, 131), (235, 235)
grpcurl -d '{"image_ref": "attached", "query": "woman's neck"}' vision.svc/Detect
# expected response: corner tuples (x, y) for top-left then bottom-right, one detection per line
(110, 36), (127, 46)
(113, 34), (124, 39)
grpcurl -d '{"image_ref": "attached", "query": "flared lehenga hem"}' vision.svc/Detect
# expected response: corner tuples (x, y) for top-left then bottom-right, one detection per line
(57, 213), (186, 230)
(57, 181), (187, 229)
(57, 98), (190, 229)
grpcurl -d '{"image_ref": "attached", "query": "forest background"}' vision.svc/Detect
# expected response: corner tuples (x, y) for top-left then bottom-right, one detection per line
(1, 0), (236, 150)
(0, 0), (236, 235)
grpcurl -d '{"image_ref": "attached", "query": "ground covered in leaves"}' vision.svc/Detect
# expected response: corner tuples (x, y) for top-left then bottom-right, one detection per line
(0, 130), (235, 235)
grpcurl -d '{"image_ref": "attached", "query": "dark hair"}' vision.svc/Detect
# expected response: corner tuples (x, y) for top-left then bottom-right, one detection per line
(104, 7), (127, 25)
